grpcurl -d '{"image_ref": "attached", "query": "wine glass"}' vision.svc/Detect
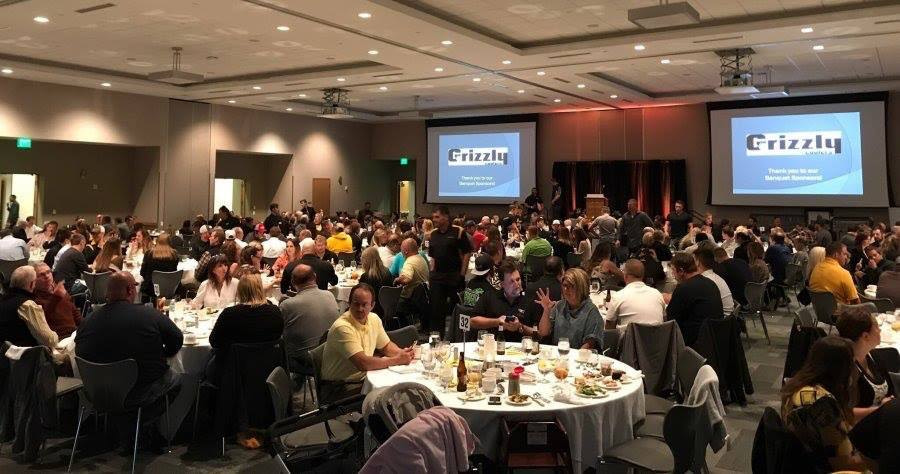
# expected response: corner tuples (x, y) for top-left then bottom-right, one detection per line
(554, 359), (569, 385)
(557, 337), (570, 358)
(477, 330), (488, 347)
(439, 366), (454, 393)
(537, 355), (554, 384)
(420, 347), (435, 378)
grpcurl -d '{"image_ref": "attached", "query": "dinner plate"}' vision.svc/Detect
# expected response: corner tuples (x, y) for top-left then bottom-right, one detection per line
(600, 381), (622, 390)
(575, 390), (608, 399)
(505, 396), (532, 406)
(457, 392), (486, 402)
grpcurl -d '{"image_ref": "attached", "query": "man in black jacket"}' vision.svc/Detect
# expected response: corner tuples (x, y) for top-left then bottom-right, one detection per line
(263, 203), (282, 232)
(53, 233), (90, 292)
(713, 247), (752, 306)
(75, 272), (182, 405)
(281, 239), (337, 294)
(521, 256), (563, 327)
(664, 252), (723, 346)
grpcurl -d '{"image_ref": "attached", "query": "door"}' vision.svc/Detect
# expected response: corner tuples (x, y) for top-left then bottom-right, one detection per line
(397, 180), (415, 219)
(312, 178), (330, 216)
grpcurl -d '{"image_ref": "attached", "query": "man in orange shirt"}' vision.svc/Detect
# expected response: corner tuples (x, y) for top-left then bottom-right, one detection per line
(809, 241), (860, 306)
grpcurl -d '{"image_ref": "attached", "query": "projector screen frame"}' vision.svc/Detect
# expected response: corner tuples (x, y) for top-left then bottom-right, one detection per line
(706, 91), (892, 207)
(424, 114), (539, 205)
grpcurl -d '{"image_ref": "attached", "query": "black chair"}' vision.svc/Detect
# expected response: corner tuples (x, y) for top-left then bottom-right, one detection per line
(500, 417), (572, 472)
(378, 286), (402, 324)
(524, 254), (547, 281)
(386, 325), (418, 348)
(809, 290), (837, 332)
(70, 357), (168, 473)
(151, 270), (183, 299)
(860, 295), (894, 313)
(82, 271), (111, 304)
(644, 346), (707, 417)
(740, 281), (771, 344)
(0, 258), (27, 289)
(751, 406), (825, 474)
(780, 262), (805, 307)
(565, 252), (581, 269)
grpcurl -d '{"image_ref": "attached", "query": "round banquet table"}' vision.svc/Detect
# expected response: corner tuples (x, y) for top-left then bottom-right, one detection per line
(330, 268), (360, 311)
(363, 342), (646, 473)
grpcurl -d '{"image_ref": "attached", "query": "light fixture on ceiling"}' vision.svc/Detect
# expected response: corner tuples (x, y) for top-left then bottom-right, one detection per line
(319, 88), (352, 119)
(628, 2), (700, 29)
(517, 89), (525, 93)
(801, 26), (814, 33)
(634, 44), (646, 51)
(1, 68), (12, 74)
(434, 67), (444, 72)
(714, 48), (759, 94)
(813, 44), (824, 51)
(227, 100), (236, 103)
(298, 93), (307, 98)
(358, 12), (371, 19)
(660, 58), (671, 64)
(148, 46), (205, 84)
(33, 16), (49, 23)
(536, 71), (546, 76)
(100, 82), (111, 87)
(441, 40), (453, 45)
(252, 85), (262, 90)
(276, 26), (290, 31)
(472, 77), (481, 82)
(368, 50), (379, 55)
(553, 98), (562, 103)
(336, 77), (346, 82)
(501, 60), (511, 65)
(577, 84), (586, 88)
(750, 86), (790, 99)
(379, 86), (388, 91)
(610, 94), (618, 99)
(285, 107), (293, 111)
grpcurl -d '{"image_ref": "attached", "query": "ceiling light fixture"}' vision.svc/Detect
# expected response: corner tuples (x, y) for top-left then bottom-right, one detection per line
(577, 84), (586, 88)
(441, 40), (453, 45)
(536, 71), (546, 76)
(368, 50), (379, 55)
(358, 12), (371, 19)
(501, 60), (511, 65)
(276, 25), (290, 31)
(553, 98), (562, 103)
(336, 77), (346, 82)
(227, 100), (236, 103)
(1, 68), (12, 74)
(801, 27), (814, 33)
(813, 44), (824, 51)
(252, 85), (262, 90)
(379, 86), (388, 91)
(634, 44), (646, 51)
(660, 58), (671, 64)
(434, 67), (444, 72)
(298, 93), (307, 98)
(610, 94), (618, 99)
(472, 77), (481, 82)
(33, 16), (49, 23)
(517, 89), (525, 94)
(100, 82), (111, 87)
(285, 107), (292, 111)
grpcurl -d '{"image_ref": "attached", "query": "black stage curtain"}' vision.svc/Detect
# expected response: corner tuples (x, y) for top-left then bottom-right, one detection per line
(551, 160), (687, 219)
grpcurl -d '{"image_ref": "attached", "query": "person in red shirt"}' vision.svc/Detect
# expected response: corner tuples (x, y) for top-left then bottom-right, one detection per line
(465, 220), (487, 250)
(31, 262), (82, 339)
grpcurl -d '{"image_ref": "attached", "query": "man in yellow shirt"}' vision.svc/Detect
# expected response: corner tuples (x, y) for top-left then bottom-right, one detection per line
(326, 223), (354, 255)
(321, 283), (413, 389)
(809, 241), (860, 306)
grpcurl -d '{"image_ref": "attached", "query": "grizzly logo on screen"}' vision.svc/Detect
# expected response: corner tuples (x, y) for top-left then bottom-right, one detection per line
(746, 131), (842, 156)
(447, 147), (508, 166)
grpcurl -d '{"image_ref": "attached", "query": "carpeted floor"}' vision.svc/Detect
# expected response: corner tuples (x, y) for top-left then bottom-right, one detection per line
(0, 307), (798, 473)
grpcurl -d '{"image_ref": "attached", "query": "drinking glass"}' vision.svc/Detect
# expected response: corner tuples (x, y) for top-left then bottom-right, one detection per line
(439, 366), (454, 393)
(557, 337), (570, 358)
(477, 330), (488, 347)
(537, 356), (554, 383)
(429, 331), (441, 346)
(554, 359), (569, 385)
(482, 376), (497, 394)
(421, 350), (436, 378)
(521, 336), (533, 353)
(590, 281), (600, 293)
(468, 365), (483, 390)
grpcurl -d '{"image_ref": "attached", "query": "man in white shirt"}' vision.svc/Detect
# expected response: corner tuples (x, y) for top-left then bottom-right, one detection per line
(262, 226), (287, 259)
(695, 248), (734, 316)
(604, 259), (666, 329)
(720, 226), (738, 257)
(230, 227), (248, 249)
(24, 216), (41, 241)
(0, 229), (28, 261)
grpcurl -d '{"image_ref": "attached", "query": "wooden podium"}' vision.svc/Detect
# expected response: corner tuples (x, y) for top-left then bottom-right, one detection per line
(585, 194), (608, 219)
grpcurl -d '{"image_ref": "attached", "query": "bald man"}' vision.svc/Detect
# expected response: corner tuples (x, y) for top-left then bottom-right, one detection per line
(280, 264), (340, 368)
(280, 238), (337, 294)
(394, 238), (429, 300)
(75, 271), (183, 404)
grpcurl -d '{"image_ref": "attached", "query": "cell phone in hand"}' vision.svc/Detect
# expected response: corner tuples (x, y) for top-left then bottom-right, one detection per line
(505, 315), (517, 323)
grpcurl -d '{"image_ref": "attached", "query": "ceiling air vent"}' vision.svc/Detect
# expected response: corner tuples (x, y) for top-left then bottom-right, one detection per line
(0, 0), (30, 7)
(76, 3), (116, 13)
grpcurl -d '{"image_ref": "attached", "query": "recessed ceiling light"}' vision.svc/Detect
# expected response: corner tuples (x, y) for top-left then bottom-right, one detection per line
(100, 82), (111, 87)
(285, 107), (292, 111)
(252, 85), (262, 90)
(368, 50), (379, 55)
(577, 83), (586, 88)
(553, 98), (562, 103)
(660, 58), (671, 64)
(336, 77), (346, 82)
(434, 67), (444, 72)
(379, 86), (388, 91)
(33, 16), (49, 23)
(501, 60), (511, 65)
(1, 68), (12, 74)
(472, 77), (481, 82)
(801, 27), (814, 33)
(227, 100), (236, 103)
(441, 40), (453, 45)
(276, 25), (290, 31)
(358, 12), (372, 19)
(517, 89), (525, 93)
(610, 94), (618, 99)
(813, 44), (825, 51)
(297, 93), (307, 98)
(536, 71), (546, 76)
(634, 44), (646, 51)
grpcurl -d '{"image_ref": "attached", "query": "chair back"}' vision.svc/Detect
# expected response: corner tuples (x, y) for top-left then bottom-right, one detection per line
(378, 286), (402, 322)
(871, 347), (900, 374)
(808, 290), (837, 326)
(525, 255), (546, 280)
(448, 303), (474, 343)
(82, 271), (111, 304)
(565, 252), (581, 269)
(151, 270), (183, 298)
(890, 373), (900, 396)
(74, 356), (138, 413)
(601, 328), (621, 358)
(0, 258), (27, 287)
(840, 302), (877, 314)
(266, 366), (294, 420)
(336, 252), (355, 266)
(309, 342), (326, 390)
(500, 417), (572, 471)
(261, 256), (278, 268)
(743, 281), (767, 312)
(676, 346), (706, 397)
(784, 262), (803, 288)
(663, 403), (712, 474)
(860, 295), (895, 313)
(794, 305), (818, 328)
(619, 320), (683, 396)
(216, 340), (287, 434)
(386, 325), (418, 348)
(751, 406), (825, 474)
(363, 382), (441, 441)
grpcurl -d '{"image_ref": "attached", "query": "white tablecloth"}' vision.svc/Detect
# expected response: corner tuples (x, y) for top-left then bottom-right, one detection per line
(329, 269), (360, 311)
(129, 258), (199, 286)
(363, 342), (645, 472)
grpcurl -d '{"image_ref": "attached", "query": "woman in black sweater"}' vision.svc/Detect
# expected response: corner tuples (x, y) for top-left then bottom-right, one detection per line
(139, 233), (179, 302)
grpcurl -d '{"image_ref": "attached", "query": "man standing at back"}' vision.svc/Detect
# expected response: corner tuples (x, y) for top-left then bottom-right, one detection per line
(264, 203), (282, 233)
(665, 200), (692, 244)
(280, 264), (339, 371)
(427, 205), (473, 337)
(6, 194), (19, 229)
(75, 272), (183, 405)
(618, 198), (653, 257)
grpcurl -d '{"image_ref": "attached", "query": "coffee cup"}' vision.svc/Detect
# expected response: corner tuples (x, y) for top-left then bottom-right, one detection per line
(184, 333), (197, 345)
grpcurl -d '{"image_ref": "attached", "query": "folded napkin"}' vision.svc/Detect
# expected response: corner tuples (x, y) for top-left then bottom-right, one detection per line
(5, 344), (27, 360)
(552, 386), (584, 405)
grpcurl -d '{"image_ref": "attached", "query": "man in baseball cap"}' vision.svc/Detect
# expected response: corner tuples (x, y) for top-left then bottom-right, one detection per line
(462, 254), (496, 306)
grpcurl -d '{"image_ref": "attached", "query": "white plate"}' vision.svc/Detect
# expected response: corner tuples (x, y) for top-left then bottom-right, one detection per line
(457, 392), (486, 402)
(575, 390), (608, 399)
(505, 396), (532, 406)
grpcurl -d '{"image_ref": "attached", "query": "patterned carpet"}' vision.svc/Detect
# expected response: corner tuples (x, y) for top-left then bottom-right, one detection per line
(0, 308), (797, 473)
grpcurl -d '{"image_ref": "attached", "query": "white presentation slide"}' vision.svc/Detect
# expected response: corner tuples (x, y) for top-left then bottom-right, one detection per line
(710, 100), (888, 207)
(426, 122), (536, 204)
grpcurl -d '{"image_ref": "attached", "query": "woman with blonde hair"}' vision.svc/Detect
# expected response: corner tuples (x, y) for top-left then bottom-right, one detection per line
(208, 272), (283, 448)
(807, 246), (827, 281)
(531, 267), (603, 349)
(126, 228), (151, 261)
(359, 246), (394, 316)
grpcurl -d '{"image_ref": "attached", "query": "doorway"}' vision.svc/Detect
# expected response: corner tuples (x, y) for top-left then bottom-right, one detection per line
(0, 174), (38, 224)
(397, 180), (415, 219)
(213, 178), (247, 216)
(312, 178), (330, 216)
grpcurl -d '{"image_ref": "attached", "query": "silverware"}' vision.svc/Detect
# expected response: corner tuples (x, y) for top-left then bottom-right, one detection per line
(496, 382), (505, 394)
(531, 393), (545, 406)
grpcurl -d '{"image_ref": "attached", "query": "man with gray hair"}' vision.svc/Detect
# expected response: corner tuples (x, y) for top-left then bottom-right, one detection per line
(0, 228), (28, 261)
(0, 266), (60, 356)
(31, 262), (82, 339)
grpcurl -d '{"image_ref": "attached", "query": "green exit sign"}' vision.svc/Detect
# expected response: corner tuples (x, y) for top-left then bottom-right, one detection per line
(16, 137), (31, 149)
(399, 157), (408, 166)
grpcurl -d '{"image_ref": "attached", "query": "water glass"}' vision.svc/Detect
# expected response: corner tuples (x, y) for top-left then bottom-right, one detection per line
(429, 331), (441, 346)
(482, 376), (497, 394)
(477, 330), (488, 347)
(557, 337), (570, 357)
(439, 366), (454, 392)
(521, 336), (533, 353)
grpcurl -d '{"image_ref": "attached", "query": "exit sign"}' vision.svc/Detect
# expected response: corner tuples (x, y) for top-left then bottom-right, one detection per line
(16, 137), (31, 149)
(399, 157), (408, 166)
